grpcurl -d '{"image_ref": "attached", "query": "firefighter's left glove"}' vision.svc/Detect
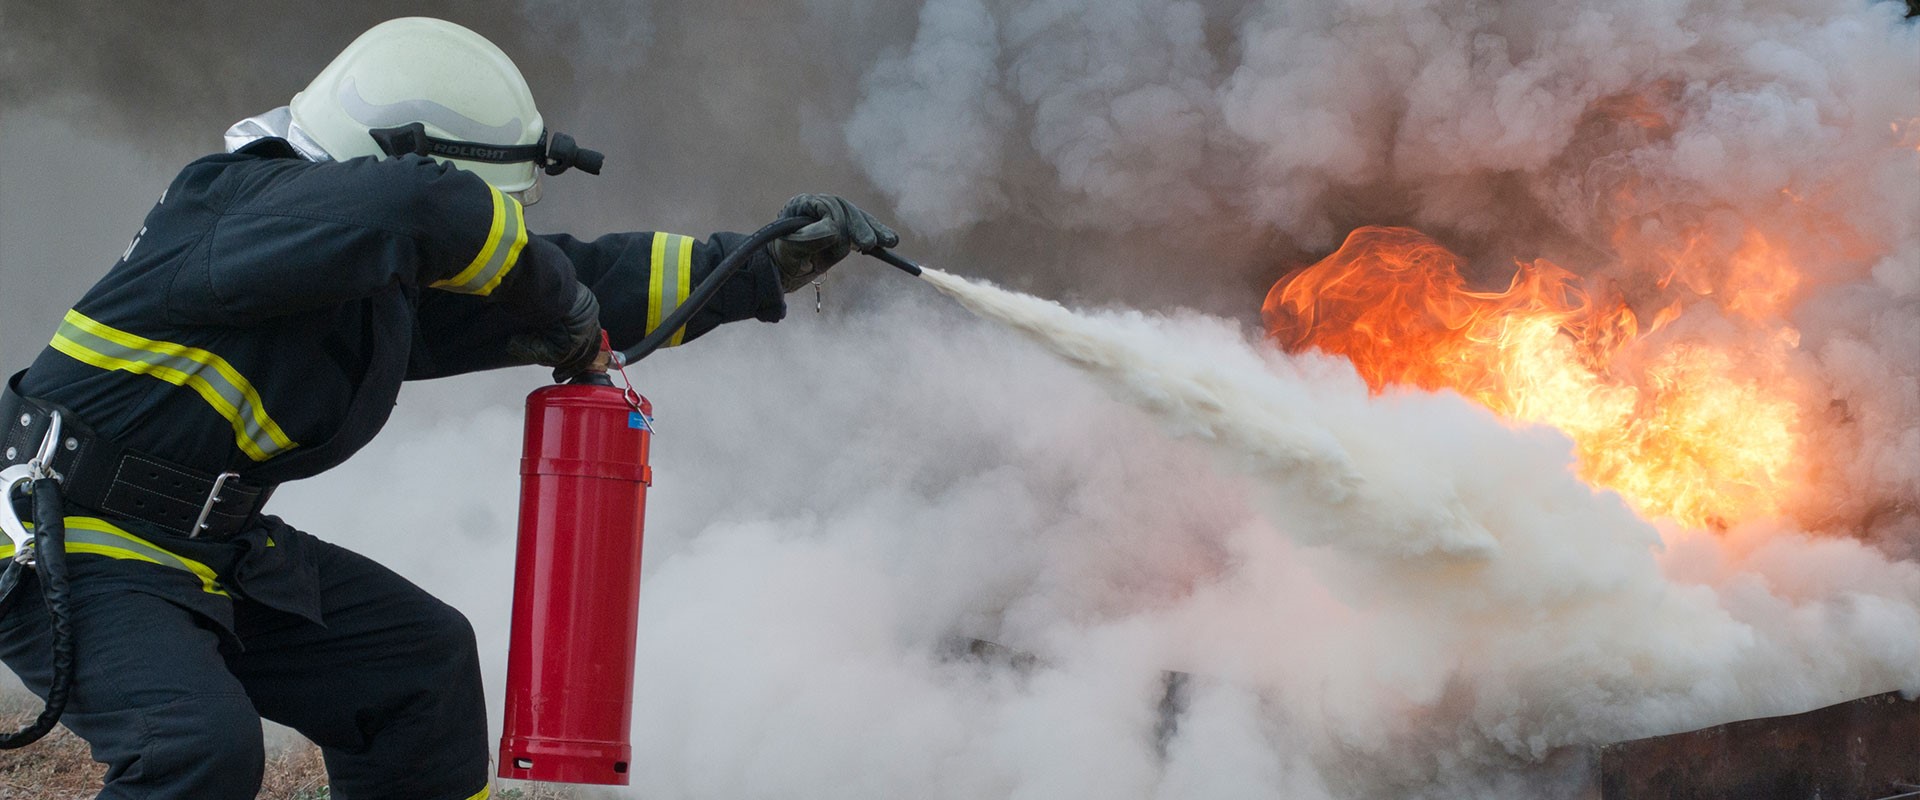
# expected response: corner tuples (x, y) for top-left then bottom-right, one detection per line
(768, 194), (899, 293)
(506, 282), (603, 382)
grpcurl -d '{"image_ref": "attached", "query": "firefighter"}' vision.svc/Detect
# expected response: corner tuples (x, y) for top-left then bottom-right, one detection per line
(0, 17), (895, 800)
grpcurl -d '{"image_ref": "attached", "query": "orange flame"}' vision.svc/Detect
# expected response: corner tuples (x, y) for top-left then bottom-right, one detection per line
(1264, 226), (1802, 529)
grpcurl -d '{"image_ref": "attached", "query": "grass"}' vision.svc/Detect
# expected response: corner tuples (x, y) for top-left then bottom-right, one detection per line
(0, 717), (99, 799)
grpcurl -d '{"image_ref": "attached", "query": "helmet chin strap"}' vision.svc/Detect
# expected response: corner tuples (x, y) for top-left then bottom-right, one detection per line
(367, 122), (604, 176)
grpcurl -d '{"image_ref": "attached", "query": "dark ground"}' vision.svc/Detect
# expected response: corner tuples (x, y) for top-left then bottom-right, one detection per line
(0, 707), (579, 800)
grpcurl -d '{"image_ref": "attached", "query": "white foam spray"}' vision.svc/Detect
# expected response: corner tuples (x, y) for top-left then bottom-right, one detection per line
(893, 265), (1920, 794)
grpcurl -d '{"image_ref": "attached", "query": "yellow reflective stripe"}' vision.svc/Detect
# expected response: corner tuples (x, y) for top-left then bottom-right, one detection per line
(4, 517), (227, 596)
(645, 233), (694, 346)
(434, 188), (505, 291)
(476, 196), (528, 297)
(647, 232), (669, 335)
(463, 785), (491, 800)
(668, 234), (695, 347)
(432, 187), (527, 297)
(50, 309), (297, 462)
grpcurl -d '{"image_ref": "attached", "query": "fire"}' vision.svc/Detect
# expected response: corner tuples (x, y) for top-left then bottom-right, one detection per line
(1263, 226), (1802, 529)
(1896, 119), (1920, 153)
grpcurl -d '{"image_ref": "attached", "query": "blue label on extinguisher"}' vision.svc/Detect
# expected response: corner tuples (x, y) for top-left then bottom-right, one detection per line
(629, 411), (654, 432)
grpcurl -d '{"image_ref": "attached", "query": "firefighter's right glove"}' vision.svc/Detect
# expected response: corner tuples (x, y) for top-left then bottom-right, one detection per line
(506, 282), (602, 382)
(768, 194), (899, 293)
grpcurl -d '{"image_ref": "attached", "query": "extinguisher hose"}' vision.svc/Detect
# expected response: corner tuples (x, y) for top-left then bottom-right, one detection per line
(0, 479), (75, 749)
(619, 215), (926, 365)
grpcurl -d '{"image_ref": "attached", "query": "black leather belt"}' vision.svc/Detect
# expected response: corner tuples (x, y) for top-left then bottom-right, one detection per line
(1, 372), (274, 540)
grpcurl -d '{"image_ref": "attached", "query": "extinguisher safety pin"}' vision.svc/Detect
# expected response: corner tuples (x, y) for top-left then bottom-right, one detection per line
(605, 345), (654, 431)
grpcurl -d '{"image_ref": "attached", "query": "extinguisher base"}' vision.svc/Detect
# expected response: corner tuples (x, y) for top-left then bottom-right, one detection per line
(497, 735), (633, 786)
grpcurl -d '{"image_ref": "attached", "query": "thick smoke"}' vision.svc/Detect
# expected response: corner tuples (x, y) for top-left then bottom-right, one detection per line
(839, 0), (1920, 551)
(1, 0), (1917, 798)
(916, 267), (1920, 792)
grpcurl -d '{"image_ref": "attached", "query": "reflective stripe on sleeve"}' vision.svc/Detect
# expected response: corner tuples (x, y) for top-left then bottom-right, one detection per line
(3, 517), (227, 596)
(669, 234), (694, 347)
(645, 232), (695, 346)
(432, 186), (528, 297)
(463, 785), (491, 800)
(50, 309), (297, 462)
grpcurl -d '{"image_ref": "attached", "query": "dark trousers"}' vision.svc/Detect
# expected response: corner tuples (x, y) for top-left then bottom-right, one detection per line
(0, 538), (490, 800)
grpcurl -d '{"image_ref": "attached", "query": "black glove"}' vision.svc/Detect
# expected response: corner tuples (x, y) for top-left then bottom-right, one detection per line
(506, 282), (602, 381)
(768, 194), (900, 293)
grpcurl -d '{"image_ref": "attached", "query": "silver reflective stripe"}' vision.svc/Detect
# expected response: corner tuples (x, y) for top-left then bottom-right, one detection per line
(654, 235), (687, 319)
(6, 517), (226, 596)
(337, 76), (525, 143)
(646, 233), (695, 345)
(431, 188), (527, 297)
(68, 528), (210, 582)
(49, 310), (296, 462)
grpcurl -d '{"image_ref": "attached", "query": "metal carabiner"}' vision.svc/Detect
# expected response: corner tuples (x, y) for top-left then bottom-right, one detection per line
(0, 465), (35, 567)
(1, 411), (63, 568)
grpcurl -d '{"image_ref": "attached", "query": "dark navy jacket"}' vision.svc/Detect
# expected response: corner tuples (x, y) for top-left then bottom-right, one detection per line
(9, 139), (786, 630)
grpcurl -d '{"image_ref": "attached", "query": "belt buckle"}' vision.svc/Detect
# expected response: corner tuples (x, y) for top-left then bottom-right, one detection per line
(190, 472), (240, 539)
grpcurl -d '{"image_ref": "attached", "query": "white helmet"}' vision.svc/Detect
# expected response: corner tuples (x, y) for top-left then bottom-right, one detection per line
(289, 17), (600, 203)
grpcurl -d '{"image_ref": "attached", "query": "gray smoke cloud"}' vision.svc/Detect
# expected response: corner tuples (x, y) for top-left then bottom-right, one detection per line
(2, 0), (1918, 797)
(915, 265), (1920, 794)
(836, 0), (1920, 551)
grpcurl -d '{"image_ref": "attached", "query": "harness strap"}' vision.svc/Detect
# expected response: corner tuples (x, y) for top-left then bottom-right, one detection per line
(1, 372), (274, 540)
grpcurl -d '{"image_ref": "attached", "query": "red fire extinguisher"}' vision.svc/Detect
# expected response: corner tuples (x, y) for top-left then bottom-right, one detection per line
(492, 219), (808, 788)
(497, 368), (652, 786)
(492, 217), (924, 786)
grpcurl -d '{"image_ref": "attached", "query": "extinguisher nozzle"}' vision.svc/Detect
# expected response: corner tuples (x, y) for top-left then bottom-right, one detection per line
(865, 248), (923, 276)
